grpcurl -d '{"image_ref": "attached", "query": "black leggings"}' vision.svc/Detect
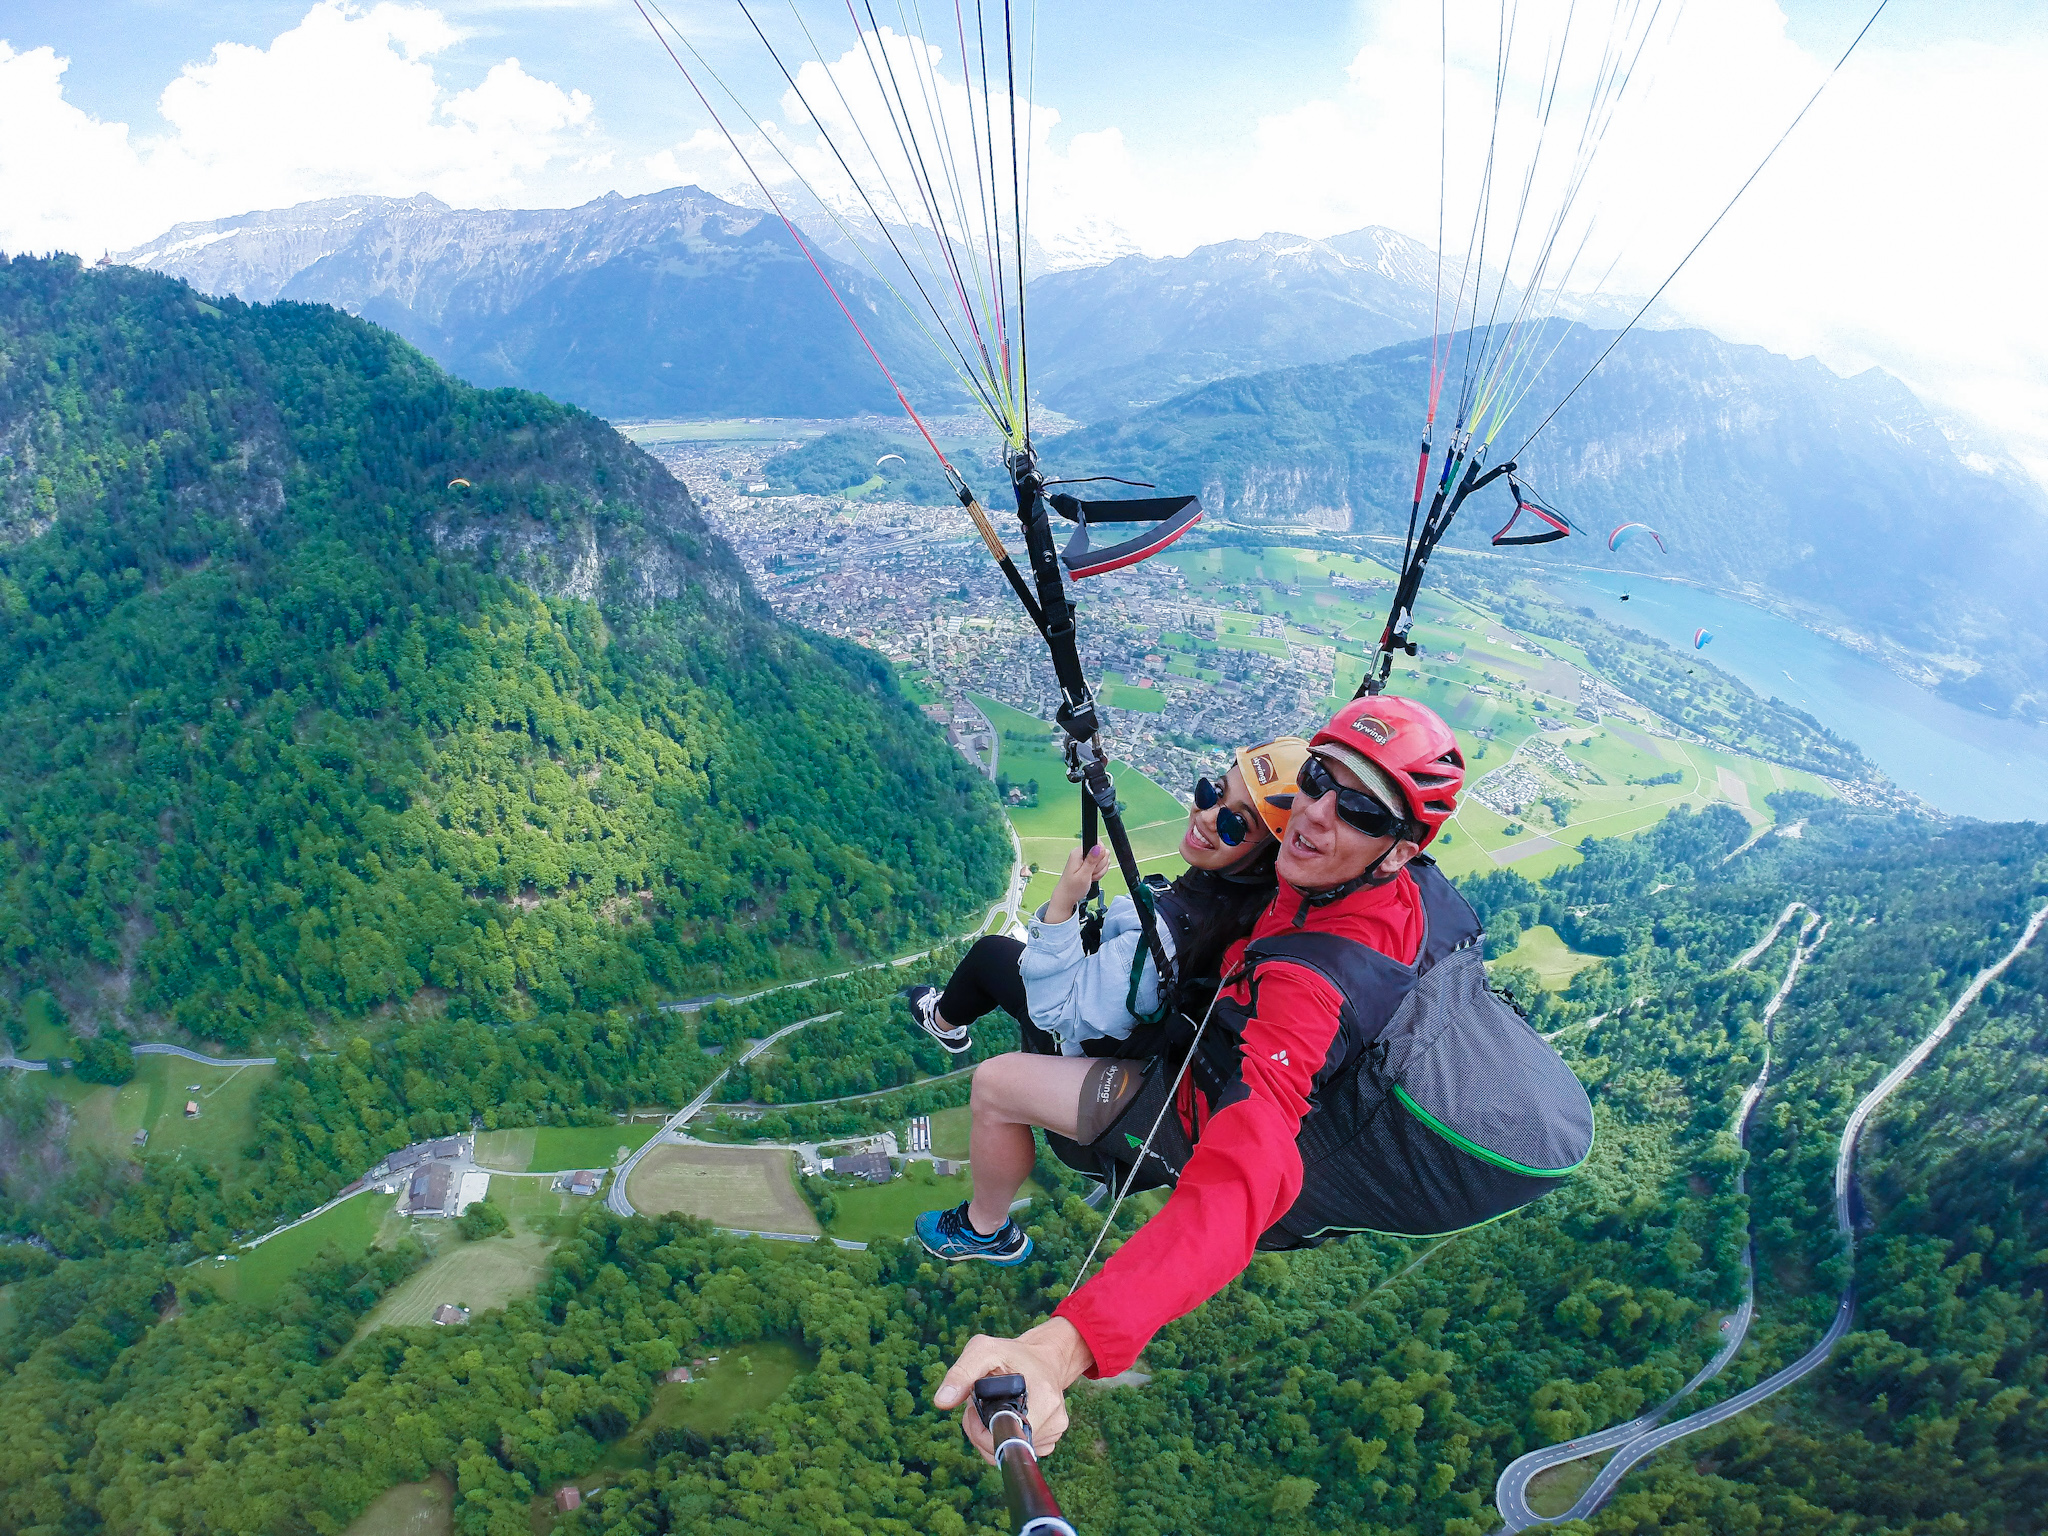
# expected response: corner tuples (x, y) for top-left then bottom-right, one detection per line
(941, 935), (1056, 1053)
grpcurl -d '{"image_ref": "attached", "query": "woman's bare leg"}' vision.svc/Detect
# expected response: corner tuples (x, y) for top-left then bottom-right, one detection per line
(966, 1052), (1091, 1233)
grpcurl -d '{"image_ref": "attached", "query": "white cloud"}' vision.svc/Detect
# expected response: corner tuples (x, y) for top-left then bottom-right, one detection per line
(1053, 0), (2048, 490)
(638, 24), (1143, 267)
(0, 2), (593, 257)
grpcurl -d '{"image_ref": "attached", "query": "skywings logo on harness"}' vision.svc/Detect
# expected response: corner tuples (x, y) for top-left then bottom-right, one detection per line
(1351, 715), (1394, 745)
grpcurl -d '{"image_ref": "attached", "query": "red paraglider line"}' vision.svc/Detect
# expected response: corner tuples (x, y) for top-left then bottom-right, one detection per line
(630, 0), (963, 485)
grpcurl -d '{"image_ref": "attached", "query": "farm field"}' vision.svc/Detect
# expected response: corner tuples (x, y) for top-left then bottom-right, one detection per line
(341, 1474), (452, 1536)
(32, 1052), (272, 1170)
(358, 1223), (558, 1333)
(204, 1190), (396, 1306)
(1141, 543), (1835, 881)
(627, 1144), (818, 1234)
(475, 1125), (656, 1172)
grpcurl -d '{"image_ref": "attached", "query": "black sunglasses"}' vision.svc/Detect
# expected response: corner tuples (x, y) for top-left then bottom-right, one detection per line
(1194, 775), (1255, 847)
(1298, 756), (1408, 840)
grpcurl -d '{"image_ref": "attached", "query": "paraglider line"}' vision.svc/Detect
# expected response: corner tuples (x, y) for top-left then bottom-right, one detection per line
(630, 0), (964, 484)
(1510, 0), (1894, 460)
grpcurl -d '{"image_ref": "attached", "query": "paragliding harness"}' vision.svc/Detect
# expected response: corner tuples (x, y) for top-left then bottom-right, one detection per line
(958, 449), (1204, 1009)
(1040, 860), (1594, 1247)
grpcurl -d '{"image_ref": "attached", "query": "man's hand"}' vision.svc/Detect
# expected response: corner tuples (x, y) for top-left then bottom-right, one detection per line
(1043, 844), (1111, 926)
(934, 1316), (1095, 1464)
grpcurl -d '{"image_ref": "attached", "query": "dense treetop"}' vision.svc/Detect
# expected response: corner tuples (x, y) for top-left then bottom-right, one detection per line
(0, 254), (1007, 1047)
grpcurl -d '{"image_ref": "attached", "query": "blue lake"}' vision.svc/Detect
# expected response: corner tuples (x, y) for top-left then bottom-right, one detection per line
(1531, 570), (2048, 823)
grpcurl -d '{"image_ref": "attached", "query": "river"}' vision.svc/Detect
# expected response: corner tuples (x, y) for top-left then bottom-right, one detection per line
(1530, 570), (2048, 823)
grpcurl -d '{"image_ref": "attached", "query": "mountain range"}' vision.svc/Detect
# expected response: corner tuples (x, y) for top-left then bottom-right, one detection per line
(116, 187), (961, 420)
(113, 188), (2048, 716)
(116, 188), (1646, 427)
(1043, 325), (2048, 717)
(1023, 227), (1651, 421)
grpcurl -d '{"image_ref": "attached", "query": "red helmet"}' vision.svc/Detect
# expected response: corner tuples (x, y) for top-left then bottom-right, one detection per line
(1308, 695), (1465, 846)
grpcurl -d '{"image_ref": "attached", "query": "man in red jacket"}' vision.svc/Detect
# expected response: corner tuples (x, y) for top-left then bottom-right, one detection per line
(933, 695), (1466, 1460)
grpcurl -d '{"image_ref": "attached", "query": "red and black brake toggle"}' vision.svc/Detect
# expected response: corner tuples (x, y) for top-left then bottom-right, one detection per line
(1490, 473), (1582, 547)
(1048, 492), (1204, 580)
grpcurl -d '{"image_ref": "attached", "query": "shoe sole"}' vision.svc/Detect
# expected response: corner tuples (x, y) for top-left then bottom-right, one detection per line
(915, 1234), (1033, 1266)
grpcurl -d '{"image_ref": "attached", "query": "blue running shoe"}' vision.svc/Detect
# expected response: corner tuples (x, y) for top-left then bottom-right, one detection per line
(914, 1201), (1032, 1265)
(904, 984), (973, 1055)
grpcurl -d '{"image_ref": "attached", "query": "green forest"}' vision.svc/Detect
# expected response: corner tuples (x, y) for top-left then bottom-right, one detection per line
(3, 255), (2046, 1536)
(0, 255), (1008, 1050)
(6, 786), (2042, 1533)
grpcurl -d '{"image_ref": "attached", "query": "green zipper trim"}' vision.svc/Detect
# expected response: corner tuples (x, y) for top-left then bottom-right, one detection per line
(1391, 1085), (1586, 1178)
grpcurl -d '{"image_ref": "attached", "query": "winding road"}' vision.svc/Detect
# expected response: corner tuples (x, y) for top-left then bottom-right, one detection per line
(1497, 905), (1819, 1529)
(1494, 900), (2047, 1530)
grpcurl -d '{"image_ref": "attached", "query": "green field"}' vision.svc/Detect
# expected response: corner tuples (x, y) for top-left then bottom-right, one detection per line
(822, 1160), (1043, 1245)
(927, 1104), (973, 1159)
(357, 1222), (558, 1333)
(1502, 925), (1605, 990)
(206, 1191), (395, 1306)
(475, 1125), (657, 1172)
(471, 1127), (538, 1170)
(974, 693), (1189, 913)
(1526, 1453), (1607, 1518)
(594, 1340), (816, 1480)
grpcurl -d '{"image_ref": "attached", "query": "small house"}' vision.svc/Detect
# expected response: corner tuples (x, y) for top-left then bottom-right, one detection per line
(567, 1170), (600, 1197)
(661, 1365), (693, 1384)
(432, 1304), (470, 1326)
(132, 1129), (149, 1147)
(554, 1486), (582, 1512)
(183, 1100), (199, 1118)
(933, 1159), (963, 1177)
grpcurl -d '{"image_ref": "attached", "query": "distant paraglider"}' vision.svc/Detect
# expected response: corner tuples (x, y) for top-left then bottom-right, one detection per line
(1609, 522), (1666, 554)
(1694, 628), (1714, 649)
(447, 478), (472, 491)
(876, 453), (906, 468)
(1619, 593), (1631, 601)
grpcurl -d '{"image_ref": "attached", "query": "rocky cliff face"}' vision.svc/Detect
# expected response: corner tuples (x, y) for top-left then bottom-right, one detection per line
(117, 187), (960, 420)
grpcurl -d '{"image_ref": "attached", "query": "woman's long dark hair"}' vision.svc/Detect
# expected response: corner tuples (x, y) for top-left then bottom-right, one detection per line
(1162, 841), (1278, 1015)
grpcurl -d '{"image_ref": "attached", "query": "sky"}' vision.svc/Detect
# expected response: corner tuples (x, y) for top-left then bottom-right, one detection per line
(4, 0), (2047, 484)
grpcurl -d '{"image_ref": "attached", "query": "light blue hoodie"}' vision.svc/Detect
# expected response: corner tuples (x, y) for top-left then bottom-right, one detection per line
(1018, 894), (1175, 1056)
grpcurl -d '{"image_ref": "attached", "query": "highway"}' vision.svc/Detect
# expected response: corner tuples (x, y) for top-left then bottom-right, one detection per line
(1494, 901), (2047, 1529)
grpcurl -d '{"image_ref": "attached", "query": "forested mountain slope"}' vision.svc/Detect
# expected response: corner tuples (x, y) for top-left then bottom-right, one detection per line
(116, 187), (962, 420)
(0, 254), (1006, 1047)
(5, 796), (2042, 1533)
(1049, 327), (2048, 718)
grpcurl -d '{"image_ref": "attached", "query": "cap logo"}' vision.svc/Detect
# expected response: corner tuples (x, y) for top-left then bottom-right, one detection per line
(1249, 752), (1278, 786)
(1351, 714), (1393, 745)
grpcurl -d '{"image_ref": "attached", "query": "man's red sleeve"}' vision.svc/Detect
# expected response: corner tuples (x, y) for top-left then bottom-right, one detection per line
(1052, 964), (1345, 1377)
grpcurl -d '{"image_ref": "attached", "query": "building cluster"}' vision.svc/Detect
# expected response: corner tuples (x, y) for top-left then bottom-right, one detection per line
(663, 441), (1365, 799)
(1470, 761), (1548, 819)
(371, 1135), (487, 1219)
